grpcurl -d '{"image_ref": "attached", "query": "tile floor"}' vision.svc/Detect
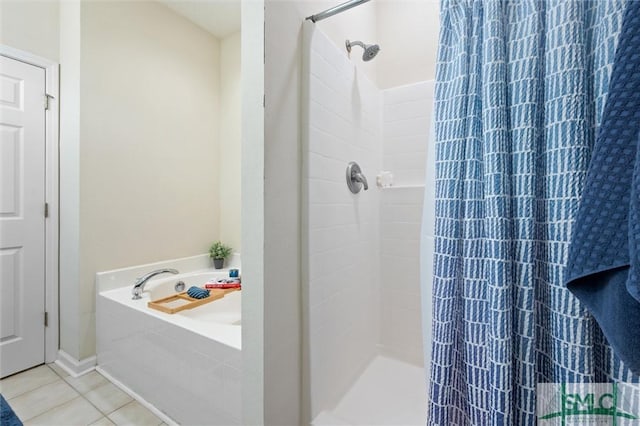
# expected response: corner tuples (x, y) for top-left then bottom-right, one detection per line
(0, 364), (167, 426)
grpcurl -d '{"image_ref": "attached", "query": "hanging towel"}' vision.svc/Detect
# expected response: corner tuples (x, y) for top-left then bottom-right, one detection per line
(565, 1), (640, 373)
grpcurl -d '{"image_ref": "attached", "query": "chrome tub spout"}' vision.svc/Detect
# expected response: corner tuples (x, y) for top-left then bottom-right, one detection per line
(132, 268), (179, 300)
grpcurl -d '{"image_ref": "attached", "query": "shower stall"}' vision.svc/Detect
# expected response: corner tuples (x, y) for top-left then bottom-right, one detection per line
(301, 14), (435, 425)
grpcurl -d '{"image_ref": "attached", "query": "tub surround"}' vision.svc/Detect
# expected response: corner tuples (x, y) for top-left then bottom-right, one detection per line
(96, 256), (242, 425)
(100, 272), (241, 350)
(93, 367), (177, 426)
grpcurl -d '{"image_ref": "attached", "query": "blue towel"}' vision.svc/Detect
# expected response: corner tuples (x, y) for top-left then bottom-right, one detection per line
(565, 1), (640, 373)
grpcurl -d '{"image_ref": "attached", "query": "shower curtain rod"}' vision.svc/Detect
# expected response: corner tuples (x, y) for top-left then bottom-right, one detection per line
(305, 0), (371, 23)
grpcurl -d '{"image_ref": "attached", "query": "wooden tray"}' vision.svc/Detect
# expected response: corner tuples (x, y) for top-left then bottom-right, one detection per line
(148, 287), (239, 314)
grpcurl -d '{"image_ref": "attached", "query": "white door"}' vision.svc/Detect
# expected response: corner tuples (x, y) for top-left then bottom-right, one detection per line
(0, 55), (46, 378)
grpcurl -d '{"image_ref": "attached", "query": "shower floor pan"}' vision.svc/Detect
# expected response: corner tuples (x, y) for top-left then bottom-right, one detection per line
(312, 356), (427, 426)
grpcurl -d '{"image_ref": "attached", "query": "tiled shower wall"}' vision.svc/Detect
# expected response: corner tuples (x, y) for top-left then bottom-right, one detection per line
(304, 22), (435, 416)
(304, 26), (382, 418)
(382, 82), (434, 186)
(380, 81), (434, 365)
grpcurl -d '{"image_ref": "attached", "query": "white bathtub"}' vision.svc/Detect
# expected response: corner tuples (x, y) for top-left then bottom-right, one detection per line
(96, 268), (242, 425)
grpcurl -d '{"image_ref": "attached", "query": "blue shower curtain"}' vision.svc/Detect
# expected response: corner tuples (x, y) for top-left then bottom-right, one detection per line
(428, 0), (638, 424)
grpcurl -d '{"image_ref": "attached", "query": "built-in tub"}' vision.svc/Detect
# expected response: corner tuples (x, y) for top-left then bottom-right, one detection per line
(97, 268), (241, 425)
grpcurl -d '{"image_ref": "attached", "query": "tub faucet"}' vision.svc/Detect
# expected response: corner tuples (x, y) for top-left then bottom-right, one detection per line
(132, 268), (179, 300)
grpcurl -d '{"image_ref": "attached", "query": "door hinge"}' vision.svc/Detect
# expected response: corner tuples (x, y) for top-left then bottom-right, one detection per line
(44, 94), (55, 111)
(44, 202), (49, 218)
(44, 312), (48, 327)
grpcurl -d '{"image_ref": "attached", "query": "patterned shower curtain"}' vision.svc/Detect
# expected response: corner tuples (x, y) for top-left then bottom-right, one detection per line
(428, 0), (638, 424)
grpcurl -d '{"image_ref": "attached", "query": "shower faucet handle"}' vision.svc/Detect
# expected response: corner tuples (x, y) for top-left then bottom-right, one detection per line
(353, 172), (369, 190)
(346, 162), (368, 193)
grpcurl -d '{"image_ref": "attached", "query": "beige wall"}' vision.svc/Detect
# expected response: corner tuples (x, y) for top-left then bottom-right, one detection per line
(2, 0), (241, 363)
(0, 0), (60, 61)
(78, 1), (221, 358)
(220, 32), (242, 252)
(376, 0), (439, 88)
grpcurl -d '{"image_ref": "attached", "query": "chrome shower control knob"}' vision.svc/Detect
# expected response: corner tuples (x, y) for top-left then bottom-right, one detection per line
(346, 162), (369, 194)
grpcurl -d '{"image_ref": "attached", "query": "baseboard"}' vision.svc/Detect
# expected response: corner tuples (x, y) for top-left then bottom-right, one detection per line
(55, 350), (96, 377)
(95, 366), (177, 426)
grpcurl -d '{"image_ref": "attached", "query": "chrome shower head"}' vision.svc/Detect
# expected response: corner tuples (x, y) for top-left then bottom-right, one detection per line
(346, 40), (380, 62)
(362, 43), (380, 61)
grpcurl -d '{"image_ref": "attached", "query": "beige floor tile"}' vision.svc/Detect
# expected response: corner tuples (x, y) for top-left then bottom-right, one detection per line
(24, 396), (103, 426)
(64, 371), (108, 394)
(89, 417), (116, 426)
(0, 365), (59, 399)
(107, 400), (163, 426)
(47, 362), (70, 378)
(7, 379), (79, 421)
(84, 382), (132, 415)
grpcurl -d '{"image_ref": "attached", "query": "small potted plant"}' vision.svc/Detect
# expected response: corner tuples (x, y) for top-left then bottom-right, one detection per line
(209, 241), (232, 269)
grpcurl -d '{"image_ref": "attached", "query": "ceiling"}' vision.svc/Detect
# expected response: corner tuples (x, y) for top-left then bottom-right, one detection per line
(158, 0), (241, 39)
